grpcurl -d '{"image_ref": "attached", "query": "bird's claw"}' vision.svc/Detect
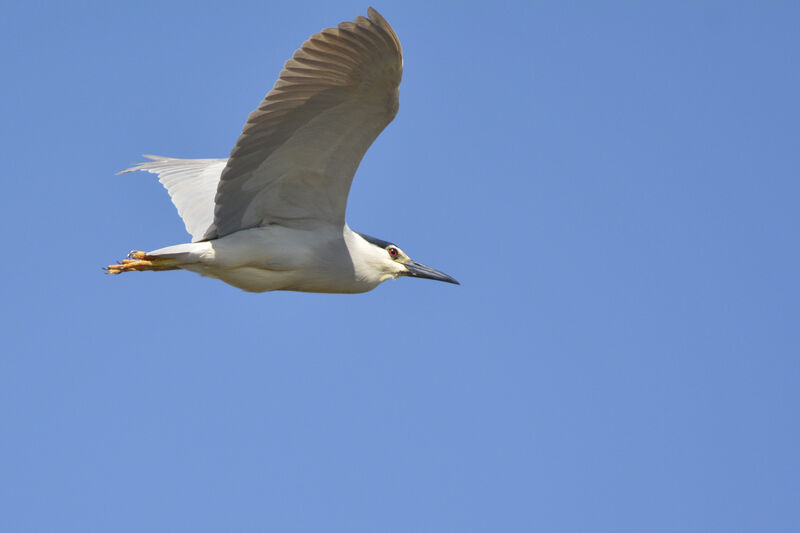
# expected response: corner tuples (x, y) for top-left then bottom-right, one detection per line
(106, 250), (151, 274)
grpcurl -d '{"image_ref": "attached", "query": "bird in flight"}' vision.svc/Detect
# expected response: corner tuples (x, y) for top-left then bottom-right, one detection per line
(106, 7), (458, 293)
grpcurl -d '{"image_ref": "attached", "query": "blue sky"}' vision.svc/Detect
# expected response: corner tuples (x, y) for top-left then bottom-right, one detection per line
(1, 1), (798, 531)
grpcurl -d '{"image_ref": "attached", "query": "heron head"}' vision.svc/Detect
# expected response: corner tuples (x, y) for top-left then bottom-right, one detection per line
(358, 233), (459, 285)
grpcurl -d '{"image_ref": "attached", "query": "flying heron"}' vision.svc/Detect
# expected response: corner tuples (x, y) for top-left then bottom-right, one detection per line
(106, 7), (458, 293)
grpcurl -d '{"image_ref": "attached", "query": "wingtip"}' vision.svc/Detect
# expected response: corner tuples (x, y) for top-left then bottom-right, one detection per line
(367, 7), (387, 26)
(115, 155), (163, 175)
(365, 7), (401, 55)
(115, 166), (137, 176)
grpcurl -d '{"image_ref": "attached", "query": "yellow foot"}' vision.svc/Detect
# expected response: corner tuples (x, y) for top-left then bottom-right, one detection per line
(127, 250), (148, 260)
(105, 250), (178, 274)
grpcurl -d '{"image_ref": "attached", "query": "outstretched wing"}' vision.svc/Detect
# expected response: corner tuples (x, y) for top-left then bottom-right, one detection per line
(203, 7), (402, 240)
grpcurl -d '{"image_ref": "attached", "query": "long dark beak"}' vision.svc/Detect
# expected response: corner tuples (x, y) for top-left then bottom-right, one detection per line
(404, 260), (460, 285)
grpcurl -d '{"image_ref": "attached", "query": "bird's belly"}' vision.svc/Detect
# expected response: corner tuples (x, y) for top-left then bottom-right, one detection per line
(184, 264), (377, 294)
(180, 226), (382, 294)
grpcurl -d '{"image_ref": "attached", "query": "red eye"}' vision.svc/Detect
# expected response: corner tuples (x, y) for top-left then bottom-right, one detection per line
(388, 247), (398, 258)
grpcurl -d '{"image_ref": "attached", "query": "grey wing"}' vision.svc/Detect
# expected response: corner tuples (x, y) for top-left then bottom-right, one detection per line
(203, 7), (403, 240)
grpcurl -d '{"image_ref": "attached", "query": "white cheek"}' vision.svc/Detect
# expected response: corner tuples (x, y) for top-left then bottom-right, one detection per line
(391, 261), (408, 277)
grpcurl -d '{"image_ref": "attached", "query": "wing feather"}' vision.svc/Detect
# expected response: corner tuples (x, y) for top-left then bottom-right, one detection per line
(203, 7), (402, 240)
(118, 156), (226, 241)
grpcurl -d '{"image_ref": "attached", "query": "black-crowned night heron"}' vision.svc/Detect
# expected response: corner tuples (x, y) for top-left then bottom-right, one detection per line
(106, 7), (458, 293)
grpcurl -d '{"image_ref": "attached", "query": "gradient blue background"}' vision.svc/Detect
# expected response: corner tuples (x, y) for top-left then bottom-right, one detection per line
(2, 1), (798, 531)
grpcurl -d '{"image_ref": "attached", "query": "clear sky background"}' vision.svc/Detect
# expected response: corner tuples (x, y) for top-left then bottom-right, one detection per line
(1, 1), (798, 531)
